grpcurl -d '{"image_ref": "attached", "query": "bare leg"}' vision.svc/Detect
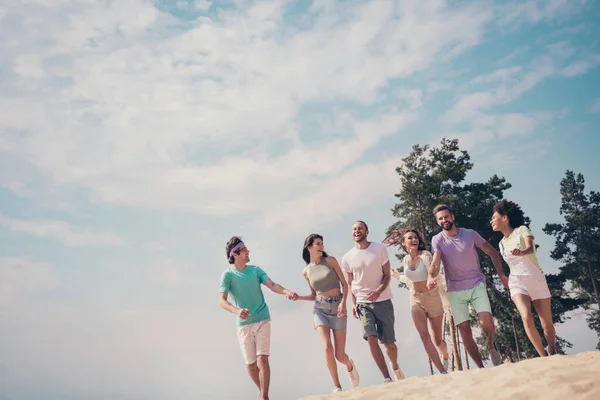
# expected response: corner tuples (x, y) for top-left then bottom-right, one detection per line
(457, 321), (484, 368)
(317, 326), (341, 389)
(247, 362), (260, 389)
(367, 335), (391, 380)
(513, 294), (546, 357)
(428, 313), (449, 367)
(412, 310), (445, 373)
(533, 297), (557, 355)
(257, 355), (270, 400)
(383, 343), (399, 370)
(332, 329), (353, 372)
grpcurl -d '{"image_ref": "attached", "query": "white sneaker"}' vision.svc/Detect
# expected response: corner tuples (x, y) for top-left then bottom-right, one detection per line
(383, 378), (393, 384)
(389, 361), (405, 380)
(347, 358), (360, 387)
(489, 347), (502, 366)
(332, 387), (342, 393)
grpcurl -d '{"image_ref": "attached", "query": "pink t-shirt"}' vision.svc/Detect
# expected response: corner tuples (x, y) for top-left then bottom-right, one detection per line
(341, 241), (393, 303)
(431, 228), (486, 292)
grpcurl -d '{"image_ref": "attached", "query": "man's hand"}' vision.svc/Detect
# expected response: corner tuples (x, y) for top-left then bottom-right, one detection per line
(236, 308), (250, 320)
(499, 274), (509, 289)
(426, 275), (437, 290)
(337, 301), (347, 317)
(352, 304), (359, 319)
(284, 290), (298, 300)
(366, 289), (382, 302)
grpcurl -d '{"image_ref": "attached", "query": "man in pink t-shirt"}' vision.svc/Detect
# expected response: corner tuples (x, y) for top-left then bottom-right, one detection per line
(341, 221), (405, 384)
(428, 204), (509, 368)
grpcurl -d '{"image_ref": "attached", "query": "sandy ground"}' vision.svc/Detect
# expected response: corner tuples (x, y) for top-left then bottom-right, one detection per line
(299, 351), (600, 400)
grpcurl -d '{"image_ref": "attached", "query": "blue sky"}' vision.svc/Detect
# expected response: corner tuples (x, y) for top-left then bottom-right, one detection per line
(0, 0), (599, 399)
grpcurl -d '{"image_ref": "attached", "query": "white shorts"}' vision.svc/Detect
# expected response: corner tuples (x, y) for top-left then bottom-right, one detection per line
(237, 319), (271, 364)
(509, 273), (551, 301)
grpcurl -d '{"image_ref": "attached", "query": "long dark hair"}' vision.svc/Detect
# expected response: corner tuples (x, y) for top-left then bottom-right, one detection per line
(400, 229), (427, 252)
(302, 233), (329, 264)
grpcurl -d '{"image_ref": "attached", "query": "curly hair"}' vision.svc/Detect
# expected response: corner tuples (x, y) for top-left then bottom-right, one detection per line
(225, 236), (244, 264)
(493, 199), (525, 229)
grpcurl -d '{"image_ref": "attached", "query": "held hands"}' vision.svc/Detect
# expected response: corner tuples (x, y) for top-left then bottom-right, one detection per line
(284, 290), (298, 301)
(236, 308), (250, 320)
(426, 275), (437, 290)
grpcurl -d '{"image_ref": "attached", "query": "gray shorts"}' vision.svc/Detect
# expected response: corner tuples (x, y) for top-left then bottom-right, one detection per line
(356, 299), (395, 344)
(313, 295), (347, 331)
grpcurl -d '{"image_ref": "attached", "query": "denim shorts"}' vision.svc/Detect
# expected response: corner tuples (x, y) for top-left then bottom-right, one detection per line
(313, 295), (347, 331)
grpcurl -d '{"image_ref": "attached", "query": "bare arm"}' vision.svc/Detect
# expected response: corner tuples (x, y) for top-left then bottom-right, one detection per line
(429, 251), (442, 278)
(478, 241), (509, 288)
(346, 271), (359, 319)
(366, 260), (391, 302)
(219, 292), (247, 319)
(328, 257), (349, 304)
(263, 279), (296, 298)
(296, 268), (317, 301)
(511, 236), (534, 256)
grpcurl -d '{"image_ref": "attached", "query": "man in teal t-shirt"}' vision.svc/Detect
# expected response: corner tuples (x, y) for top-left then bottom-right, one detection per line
(219, 236), (297, 400)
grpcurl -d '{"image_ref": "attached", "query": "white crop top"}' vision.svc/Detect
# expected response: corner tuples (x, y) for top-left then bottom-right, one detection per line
(404, 258), (428, 283)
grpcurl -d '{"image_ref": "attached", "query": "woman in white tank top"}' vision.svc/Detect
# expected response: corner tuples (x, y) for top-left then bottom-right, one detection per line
(390, 229), (449, 374)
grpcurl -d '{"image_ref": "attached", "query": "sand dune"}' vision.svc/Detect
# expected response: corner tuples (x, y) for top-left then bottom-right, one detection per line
(299, 351), (600, 400)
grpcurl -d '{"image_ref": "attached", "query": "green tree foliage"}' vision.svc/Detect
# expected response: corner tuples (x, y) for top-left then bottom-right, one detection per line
(544, 170), (600, 349)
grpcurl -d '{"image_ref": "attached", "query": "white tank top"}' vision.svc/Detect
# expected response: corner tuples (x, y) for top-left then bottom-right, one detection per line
(404, 258), (428, 283)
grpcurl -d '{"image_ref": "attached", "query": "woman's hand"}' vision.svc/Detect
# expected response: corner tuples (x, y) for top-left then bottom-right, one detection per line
(338, 301), (347, 317)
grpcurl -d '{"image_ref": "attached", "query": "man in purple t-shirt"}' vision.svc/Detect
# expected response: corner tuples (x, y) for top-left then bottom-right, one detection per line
(427, 204), (509, 368)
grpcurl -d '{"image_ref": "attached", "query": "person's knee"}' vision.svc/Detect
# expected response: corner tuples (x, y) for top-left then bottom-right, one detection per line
(541, 318), (555, 335)
(247, 362), (259, 373)
(257, 355), (269, 368)
(324, 343), (334, 356)
(417, 329), (430, 342)
(519, 310), (535, 326)
(334, 349), (346, 363)
(366, 335), (379, 344)
(383, 342), (397, 352)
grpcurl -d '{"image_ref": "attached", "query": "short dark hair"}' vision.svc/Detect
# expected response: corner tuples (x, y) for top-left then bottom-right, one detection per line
(493, 199), (525, 229)
(400, 229), (427, 252)
(433, 204), (453, 215)
(225, 236), (243, 265)
(302, 233), (329, 264)
(354, 220), (369, 232)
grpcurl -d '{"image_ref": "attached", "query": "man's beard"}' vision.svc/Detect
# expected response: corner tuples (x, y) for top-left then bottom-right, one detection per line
(442, 222), (454, 231)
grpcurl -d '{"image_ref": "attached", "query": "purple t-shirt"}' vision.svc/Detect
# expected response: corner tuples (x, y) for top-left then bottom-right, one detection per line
(431, 228), (486, 292)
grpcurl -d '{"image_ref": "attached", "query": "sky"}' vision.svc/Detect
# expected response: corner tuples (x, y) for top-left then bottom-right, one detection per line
(0, 0), (599, 399)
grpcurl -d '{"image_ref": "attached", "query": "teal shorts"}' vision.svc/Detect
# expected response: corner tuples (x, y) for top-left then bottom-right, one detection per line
(446, 282), (492, 326)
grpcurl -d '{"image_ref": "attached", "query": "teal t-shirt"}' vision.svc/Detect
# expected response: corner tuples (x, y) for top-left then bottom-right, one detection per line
(219, 265), (271, 326)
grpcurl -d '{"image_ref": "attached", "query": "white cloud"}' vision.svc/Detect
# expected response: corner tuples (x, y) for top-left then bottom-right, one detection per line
(0, 216), (126, 247)
(0, 0), (492, 226)
(560, 55), (600, 77)
(193, 0), (212, 11)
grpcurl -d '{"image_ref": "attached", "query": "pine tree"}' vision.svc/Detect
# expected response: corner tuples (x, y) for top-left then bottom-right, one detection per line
(543, 170), (600, 348)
